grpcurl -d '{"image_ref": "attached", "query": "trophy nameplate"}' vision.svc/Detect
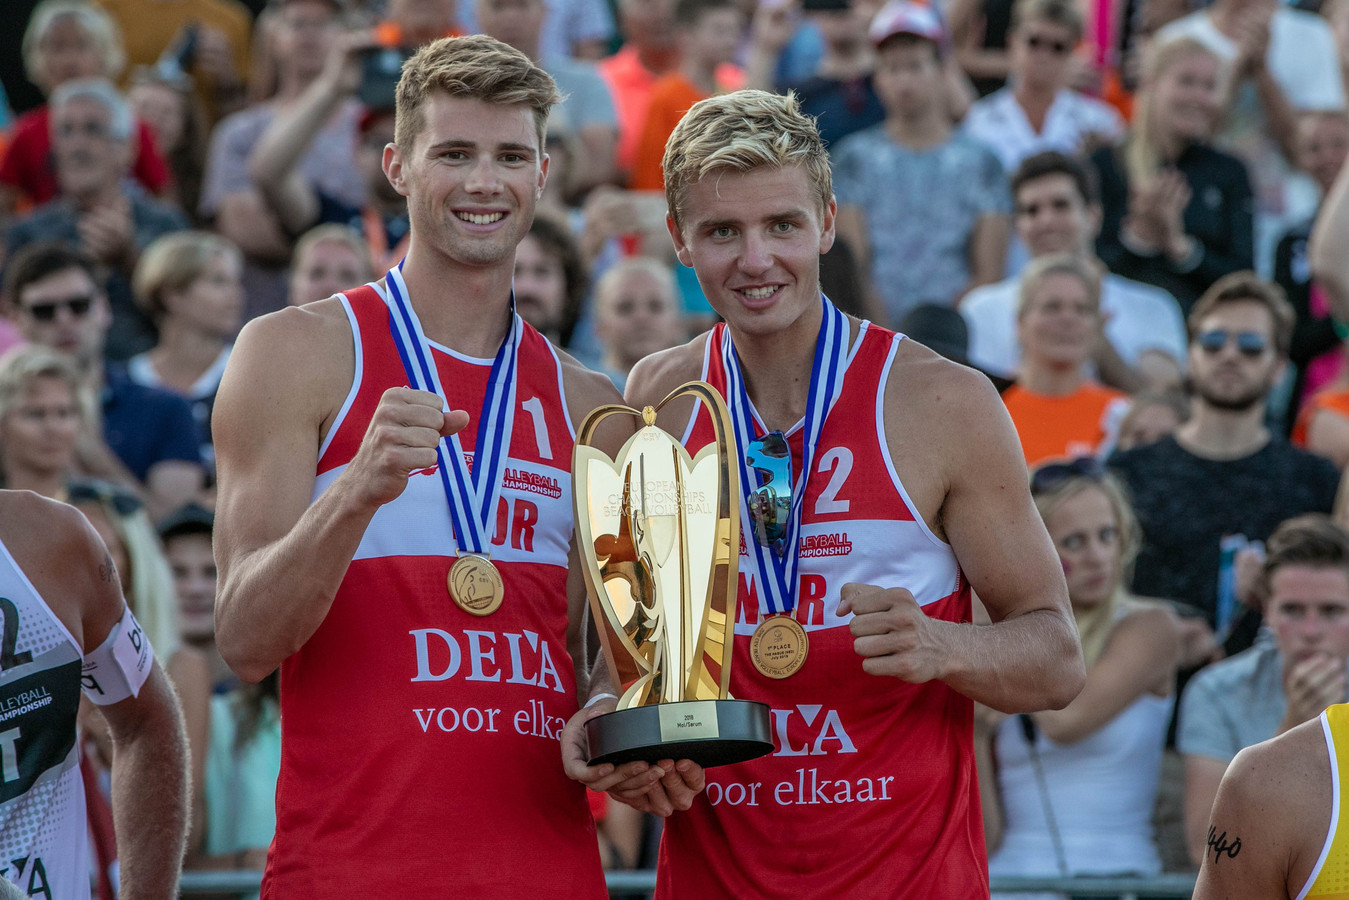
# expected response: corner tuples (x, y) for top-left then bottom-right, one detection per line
(573, 383), (772, 768)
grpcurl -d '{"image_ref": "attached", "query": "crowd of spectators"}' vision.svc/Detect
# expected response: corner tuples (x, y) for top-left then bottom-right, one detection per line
(4, 0), (1349, 889)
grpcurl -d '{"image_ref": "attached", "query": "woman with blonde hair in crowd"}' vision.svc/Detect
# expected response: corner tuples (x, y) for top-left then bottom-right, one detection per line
(129, 230), (243, 473)
(65, 477), (212, 861)
(979, 458), (1180, 896)
(1091, 36), (1254, 312)
(0, 0), (170, 212)
(287, 223), (374, 307)
(0, 344), (85, 498)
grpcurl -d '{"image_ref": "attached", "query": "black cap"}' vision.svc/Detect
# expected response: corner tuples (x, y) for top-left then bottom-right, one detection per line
(157, 503), (215, 541)
(898, 304), (968, 364)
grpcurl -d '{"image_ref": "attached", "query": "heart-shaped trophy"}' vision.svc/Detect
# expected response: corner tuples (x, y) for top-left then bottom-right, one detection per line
(573, 381), (772, 768)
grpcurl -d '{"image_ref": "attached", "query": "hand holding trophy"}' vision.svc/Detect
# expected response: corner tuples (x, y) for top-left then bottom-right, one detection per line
(573, 382), (772, 767)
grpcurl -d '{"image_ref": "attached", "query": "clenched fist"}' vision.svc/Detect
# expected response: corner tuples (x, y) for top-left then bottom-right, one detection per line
(345, 387), (470, 510)
(839, 583), (951, 683)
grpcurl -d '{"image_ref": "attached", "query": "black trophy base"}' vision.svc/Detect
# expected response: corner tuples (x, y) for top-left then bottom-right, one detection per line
(585, 699), (773, 769)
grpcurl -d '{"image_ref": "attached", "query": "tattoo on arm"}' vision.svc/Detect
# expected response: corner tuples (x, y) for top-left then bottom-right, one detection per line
(99, 553), (116, 585)
(1207, 825), (1243, 865)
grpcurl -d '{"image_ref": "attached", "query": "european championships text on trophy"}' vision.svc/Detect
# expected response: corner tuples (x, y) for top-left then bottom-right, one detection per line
(572, 382), (772, 767)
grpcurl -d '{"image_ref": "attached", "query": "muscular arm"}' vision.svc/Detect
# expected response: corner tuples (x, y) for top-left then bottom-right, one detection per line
(213, 307), (466, 682)
(103, 666), (190, 900)
(60, 499), (190, 900)
(1192, 722), (1329, 899)
(213, 308), (363, 682)
(1186, 753), (1230, 867)
(898, 356), (1084, 711)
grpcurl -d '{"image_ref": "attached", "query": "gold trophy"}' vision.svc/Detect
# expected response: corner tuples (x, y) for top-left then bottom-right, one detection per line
(573, 382), (772, 767)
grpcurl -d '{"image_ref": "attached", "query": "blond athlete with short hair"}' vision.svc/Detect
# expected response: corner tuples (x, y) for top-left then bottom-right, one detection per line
(563, 89), (1085, 898)
(214, 35), (642, 896)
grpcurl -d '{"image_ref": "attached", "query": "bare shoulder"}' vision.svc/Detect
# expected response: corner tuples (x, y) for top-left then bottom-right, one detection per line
(218, 298), (354, 436)
(626, 333), (711, 407)
(885, 337), (1007, 426)
(1211, 719), (1329, 885)
(554, 345), (625, 425)
(882, 338), (1019, 529)
(554, 347), (632, 455)
(1114, 602), (1181, 639)
(0, 492), (117, 647)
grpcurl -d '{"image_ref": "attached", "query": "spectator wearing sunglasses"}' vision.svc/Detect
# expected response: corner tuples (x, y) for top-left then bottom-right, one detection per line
(1001, 253), (1131, 467)
(1179, 515), (1349, 870)
(565, 88), (1085, 899)
(980, 458), (1178, 892)
(2, 242), (205, 522)
(3, 77), (190, 362)
(1110, 272), (1340, 657)
(963, 0), (1123, 190)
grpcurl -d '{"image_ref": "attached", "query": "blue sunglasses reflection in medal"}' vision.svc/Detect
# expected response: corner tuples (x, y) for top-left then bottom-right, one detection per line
(382, 263), (520, 616)
(723, 295), (849, 679)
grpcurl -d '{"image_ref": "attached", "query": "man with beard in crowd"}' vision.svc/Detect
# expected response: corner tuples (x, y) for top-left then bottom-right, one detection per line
(1110, 272), (1340, 656)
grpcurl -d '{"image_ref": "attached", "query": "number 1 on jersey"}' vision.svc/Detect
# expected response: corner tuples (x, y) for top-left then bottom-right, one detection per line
(521, 397), (553, 461)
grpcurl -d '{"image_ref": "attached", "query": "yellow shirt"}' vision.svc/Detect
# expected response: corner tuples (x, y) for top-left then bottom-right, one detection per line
(1302, 703), (1349, 899)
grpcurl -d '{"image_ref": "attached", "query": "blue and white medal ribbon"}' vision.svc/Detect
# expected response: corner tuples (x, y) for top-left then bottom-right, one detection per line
(722, 295), (848, 635)
(381, 263), (520, 615)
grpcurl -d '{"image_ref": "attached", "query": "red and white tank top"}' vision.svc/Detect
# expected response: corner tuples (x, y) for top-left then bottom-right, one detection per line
(261, 284), (606, 898)
(657, 322), (988, 899)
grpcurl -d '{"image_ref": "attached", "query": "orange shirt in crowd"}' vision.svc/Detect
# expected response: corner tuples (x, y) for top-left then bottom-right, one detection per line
(1003, 381), (1131, 467)
(629, 69), (744, 190)
(598, 47), (742, 177)
(1292, 388), (1349, 447)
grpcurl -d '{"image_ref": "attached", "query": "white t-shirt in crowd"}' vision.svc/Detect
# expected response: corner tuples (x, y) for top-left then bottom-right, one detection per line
(963, 87), (1125, 175)
(961, 271), (1188, 378)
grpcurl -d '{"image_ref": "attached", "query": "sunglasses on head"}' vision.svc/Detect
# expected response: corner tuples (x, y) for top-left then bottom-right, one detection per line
(746, 431), (792, 555)
(23, 295), (94, 322)
(66, 479), (144, 517)
(1196, 329), (1269, 358)
(1025, 33), (1072, 55)
(1030, 456), (1105, 496)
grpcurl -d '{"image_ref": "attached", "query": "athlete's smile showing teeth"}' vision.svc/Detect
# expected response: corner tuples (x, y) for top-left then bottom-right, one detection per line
(741, 285), (779, 300)
(456, 211), (505, 225)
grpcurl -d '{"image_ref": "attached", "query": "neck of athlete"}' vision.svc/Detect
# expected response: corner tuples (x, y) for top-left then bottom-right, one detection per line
(150, 317), (225, 392)
(1175, 399), (1271, 460)
(397, 243), (515, 358)
(728, 300), (828, 433)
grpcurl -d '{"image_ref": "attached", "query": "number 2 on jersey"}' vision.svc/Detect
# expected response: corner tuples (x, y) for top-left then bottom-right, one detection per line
(814, 448), (853, 515)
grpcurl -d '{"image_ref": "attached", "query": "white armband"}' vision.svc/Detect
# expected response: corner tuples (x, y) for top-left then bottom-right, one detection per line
(81, 605), (154, 705)
(585, 692), (618, 709)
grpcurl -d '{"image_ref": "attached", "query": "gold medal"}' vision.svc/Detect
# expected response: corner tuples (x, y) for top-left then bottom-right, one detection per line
(448, 554), (504, 616)
(750, 615), (809, 679)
